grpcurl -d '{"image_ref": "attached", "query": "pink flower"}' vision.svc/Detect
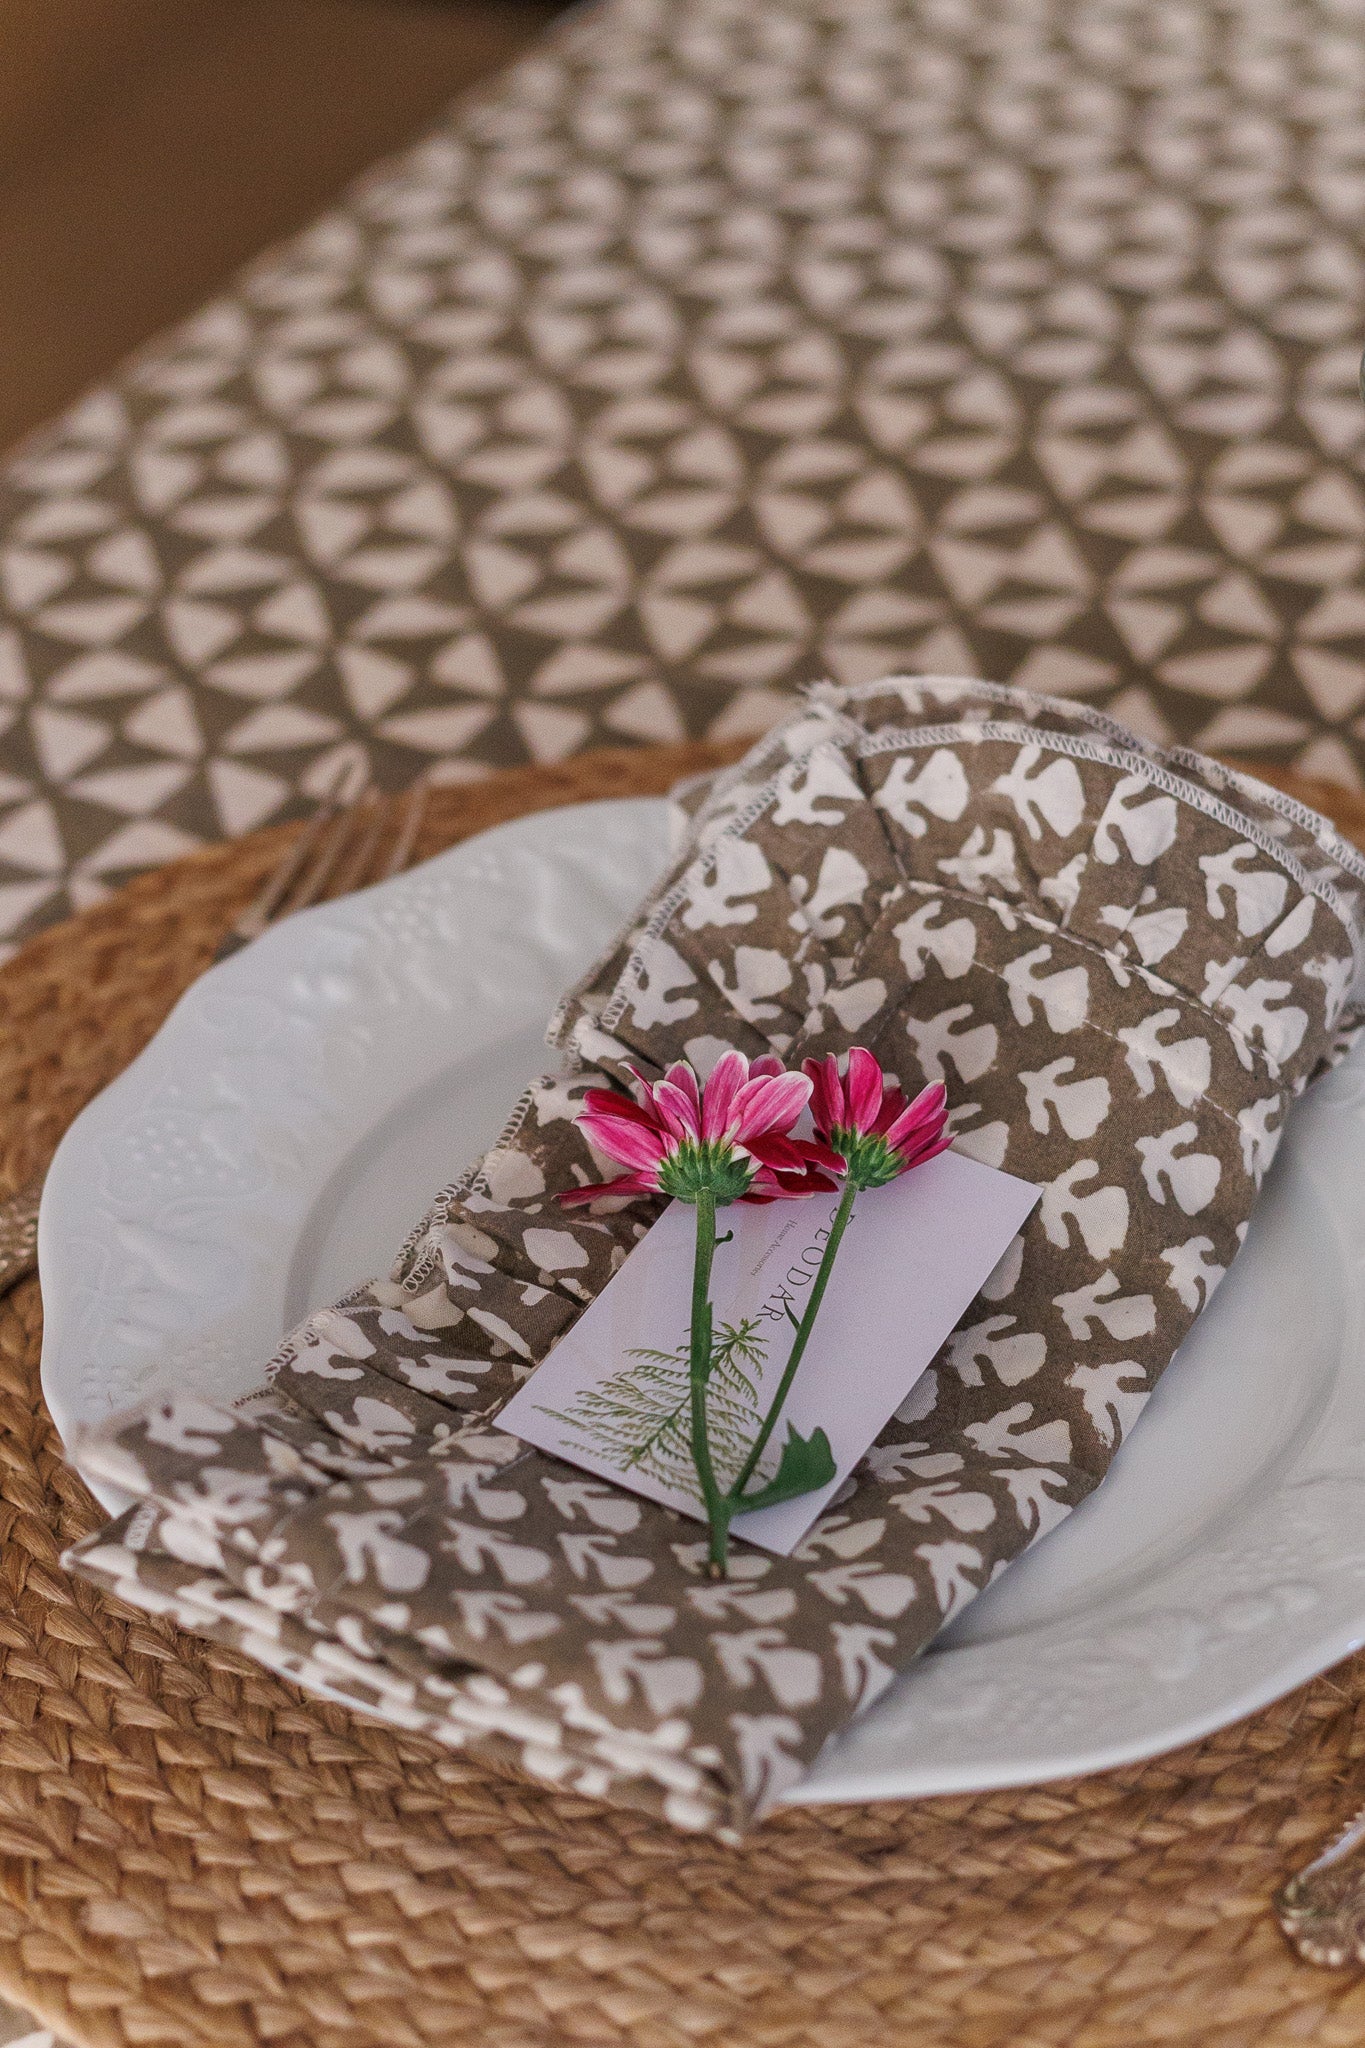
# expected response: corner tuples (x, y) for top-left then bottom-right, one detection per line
(560, 1050), (840, 1208)
(803, 1047), (950, 1189)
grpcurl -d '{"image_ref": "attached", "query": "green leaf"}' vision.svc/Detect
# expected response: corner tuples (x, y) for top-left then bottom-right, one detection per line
(733, 1424), (836, 1514)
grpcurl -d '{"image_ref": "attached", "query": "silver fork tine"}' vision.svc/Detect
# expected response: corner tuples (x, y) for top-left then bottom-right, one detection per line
(325, 793), (389, 901)
(375, 782), (428, 882)
(278, 798), (367, 916)
(217, 774), (424, 963)
(305, 780), (429, 904)
(217, 758), (354, 957)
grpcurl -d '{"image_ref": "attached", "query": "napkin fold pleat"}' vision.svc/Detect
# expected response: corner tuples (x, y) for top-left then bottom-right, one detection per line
(67, 676), (1365, 1835)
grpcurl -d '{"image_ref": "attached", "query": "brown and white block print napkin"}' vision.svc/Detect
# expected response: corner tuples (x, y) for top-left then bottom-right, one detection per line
(66, 677), (1365, 1836)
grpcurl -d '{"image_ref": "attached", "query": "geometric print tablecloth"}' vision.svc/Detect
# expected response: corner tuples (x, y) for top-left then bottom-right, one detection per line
(2, 0), (1365, 954)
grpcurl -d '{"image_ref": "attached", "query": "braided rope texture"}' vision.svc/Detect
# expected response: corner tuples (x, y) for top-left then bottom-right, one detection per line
(1, 741), (1365, 2048)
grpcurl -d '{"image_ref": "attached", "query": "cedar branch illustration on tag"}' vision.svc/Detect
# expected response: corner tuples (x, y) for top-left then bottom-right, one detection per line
(538, 1318), (774, 1497)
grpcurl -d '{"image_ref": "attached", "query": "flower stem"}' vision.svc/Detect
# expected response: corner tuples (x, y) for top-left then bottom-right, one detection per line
(729, 1175), (859, 1504)
(687, 1186), (732, 1575)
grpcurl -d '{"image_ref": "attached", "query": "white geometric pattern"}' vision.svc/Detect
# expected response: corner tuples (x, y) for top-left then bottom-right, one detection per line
(0, 0), (1363, 950)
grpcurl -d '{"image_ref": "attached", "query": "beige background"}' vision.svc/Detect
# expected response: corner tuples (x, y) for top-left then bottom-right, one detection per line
(0, 0), (558, 456)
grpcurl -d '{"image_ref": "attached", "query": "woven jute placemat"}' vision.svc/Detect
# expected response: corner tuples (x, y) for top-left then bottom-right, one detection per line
(5, 739), (1365, 2048)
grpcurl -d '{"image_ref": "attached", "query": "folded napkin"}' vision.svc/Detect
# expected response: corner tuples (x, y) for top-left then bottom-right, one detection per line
(66, 677), (1365, 1835)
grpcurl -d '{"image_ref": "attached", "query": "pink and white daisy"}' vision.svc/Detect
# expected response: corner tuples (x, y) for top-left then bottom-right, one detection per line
(560, 1050), (840, 1208)
(803, 1047), (950, 1189)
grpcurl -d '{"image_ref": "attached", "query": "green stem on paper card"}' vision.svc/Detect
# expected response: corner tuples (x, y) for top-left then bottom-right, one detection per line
(729, 1174), (857, 1502)
(687, 1186), (731, 1575)
(688, 1179), (855, 1576)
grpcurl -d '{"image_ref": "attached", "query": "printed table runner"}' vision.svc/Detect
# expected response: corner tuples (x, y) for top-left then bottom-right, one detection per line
(0, 0), (1364, 952)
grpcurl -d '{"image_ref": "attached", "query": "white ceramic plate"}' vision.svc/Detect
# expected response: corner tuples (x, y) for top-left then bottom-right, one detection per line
(39, 798), (1365, 1806)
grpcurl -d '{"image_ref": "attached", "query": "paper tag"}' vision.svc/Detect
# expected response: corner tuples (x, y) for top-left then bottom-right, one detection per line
(497, 1152), (1040, 1555)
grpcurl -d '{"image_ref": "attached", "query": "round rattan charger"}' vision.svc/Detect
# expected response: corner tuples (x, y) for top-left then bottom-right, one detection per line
(3, 740), (1365, 2048)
